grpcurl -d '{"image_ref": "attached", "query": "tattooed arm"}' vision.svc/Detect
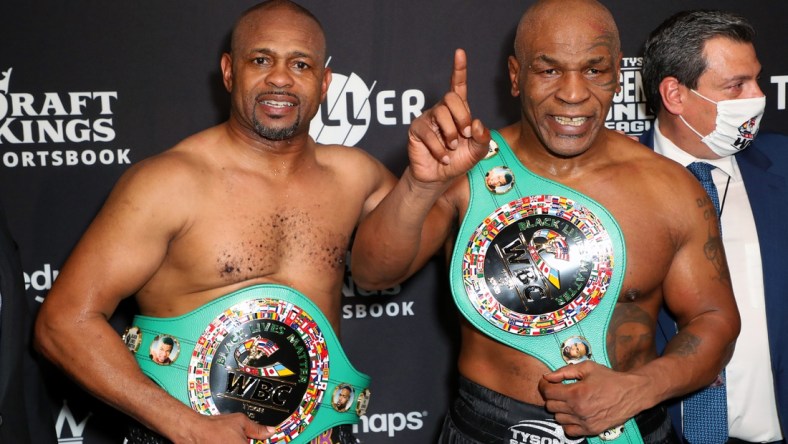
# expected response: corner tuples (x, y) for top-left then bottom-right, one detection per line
(537, 155), (741, 436)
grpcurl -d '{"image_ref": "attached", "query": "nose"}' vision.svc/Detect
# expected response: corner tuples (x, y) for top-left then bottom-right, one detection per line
(750, 80), (765, 99)
(266, 62), (294, 88)
(554, 71), (591, 104)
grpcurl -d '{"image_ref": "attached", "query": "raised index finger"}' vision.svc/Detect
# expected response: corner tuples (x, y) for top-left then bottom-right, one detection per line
(450, 48), (469, 103)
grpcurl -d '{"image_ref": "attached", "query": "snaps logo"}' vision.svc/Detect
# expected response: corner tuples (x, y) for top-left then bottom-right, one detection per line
(509, 419), (585, 444)
(56, 399), (92, 444)
(354, 410), (426, 437)
(0, 67), (130, 168)
(605, 57), (654, 136)
(309, 57), (425, 146)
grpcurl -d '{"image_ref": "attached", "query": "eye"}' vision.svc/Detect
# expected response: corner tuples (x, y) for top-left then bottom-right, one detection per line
(253, 56), (271, 66)
(293, 61), (310, 70)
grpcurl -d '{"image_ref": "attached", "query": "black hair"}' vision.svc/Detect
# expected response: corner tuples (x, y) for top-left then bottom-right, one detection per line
(642, 10), (755, 114)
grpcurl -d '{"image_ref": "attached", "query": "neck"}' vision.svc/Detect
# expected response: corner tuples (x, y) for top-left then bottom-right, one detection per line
(222, 120), (317, 175)
(502, 122), (613, 180)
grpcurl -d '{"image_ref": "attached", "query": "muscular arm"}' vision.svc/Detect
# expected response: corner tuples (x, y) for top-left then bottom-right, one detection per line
(351, 49), (489, 289)
(539, 170), (740, 436)
(351, 168), (458, 289)
(642, 185), (740, 397)
(34, 157), (272, 443)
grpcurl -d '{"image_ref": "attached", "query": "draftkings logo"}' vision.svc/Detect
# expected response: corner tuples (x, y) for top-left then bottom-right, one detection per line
(0, 67), (131, 168)
(55, 399), (92, 444)
(605, 57), (654, 136)
(309, 57), (425, 146)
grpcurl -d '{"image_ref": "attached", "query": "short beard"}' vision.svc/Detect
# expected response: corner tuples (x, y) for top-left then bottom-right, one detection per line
(253, 118), (300, 141)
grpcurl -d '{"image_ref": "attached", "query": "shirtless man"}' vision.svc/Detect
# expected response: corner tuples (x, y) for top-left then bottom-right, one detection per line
(34, 1), (393, 443)
(351, 0), (740, 442)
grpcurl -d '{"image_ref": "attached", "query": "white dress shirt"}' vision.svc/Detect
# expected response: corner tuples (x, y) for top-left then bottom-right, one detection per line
(653, 122), (782, 442)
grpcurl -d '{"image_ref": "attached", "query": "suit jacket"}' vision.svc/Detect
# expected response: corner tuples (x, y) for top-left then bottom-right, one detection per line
(0, 200), (57, 443)
(640, 129), (788, 440)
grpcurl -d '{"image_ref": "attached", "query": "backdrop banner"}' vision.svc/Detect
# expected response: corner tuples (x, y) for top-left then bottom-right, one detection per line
(1, 1), (786, 443)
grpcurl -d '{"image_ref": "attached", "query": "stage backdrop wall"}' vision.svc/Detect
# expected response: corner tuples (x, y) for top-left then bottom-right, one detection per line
(1, 1), (786, 443)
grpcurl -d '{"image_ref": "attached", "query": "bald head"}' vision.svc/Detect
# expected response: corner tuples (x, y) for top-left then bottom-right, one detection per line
(514, 0), (620, 61)
(230, 0), (326, 62)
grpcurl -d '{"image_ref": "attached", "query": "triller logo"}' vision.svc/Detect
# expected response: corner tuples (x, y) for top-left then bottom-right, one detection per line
(0, 66), (130, 168)
(309, 57), (425, 147)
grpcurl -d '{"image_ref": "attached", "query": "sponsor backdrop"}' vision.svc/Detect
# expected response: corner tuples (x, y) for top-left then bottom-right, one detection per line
(1, 1), (786, 443)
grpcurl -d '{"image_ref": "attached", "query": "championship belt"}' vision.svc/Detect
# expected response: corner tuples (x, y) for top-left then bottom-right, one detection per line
(449, 131), (642, 444)
(121, 284), (371, 444)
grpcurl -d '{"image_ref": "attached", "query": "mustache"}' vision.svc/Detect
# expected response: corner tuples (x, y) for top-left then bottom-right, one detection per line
(255, 91), (299, 102)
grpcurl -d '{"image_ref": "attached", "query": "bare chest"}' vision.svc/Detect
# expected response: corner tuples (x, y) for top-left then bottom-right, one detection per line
(165, 200), (355, 290)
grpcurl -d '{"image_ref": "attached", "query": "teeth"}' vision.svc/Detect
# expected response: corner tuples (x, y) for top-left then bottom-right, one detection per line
(554, 116), (586, 126)
(261, 100), (295, 107)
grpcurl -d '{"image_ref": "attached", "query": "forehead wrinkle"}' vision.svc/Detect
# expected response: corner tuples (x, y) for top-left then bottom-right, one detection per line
(515, 0), (620, 60)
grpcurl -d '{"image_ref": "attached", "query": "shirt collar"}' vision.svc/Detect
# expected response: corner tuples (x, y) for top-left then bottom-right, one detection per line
(653, 119), (740, 180)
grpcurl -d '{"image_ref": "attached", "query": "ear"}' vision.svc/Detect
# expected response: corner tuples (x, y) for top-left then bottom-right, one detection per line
(658, 76), (685, 115)
(221, 53), (233, 93)
(615, 52), (623, 94)
(508, 55), (520, 97)
(321, 67), (332, 102)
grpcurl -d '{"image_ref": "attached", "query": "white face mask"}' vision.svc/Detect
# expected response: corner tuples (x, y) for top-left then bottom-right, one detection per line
(679, 89), (766, 157)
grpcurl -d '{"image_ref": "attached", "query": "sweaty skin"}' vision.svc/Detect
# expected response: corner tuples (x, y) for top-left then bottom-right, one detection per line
(34, 2), (395, 443)
(351, 0), (739, 437)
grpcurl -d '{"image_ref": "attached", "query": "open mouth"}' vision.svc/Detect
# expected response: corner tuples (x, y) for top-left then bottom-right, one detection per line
(553, 116), (588, 127)
(259, 100), (296, 108)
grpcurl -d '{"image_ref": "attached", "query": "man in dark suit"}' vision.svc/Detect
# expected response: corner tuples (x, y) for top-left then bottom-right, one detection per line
(641, 10), (787, 444)
(0, 200), (57, 443)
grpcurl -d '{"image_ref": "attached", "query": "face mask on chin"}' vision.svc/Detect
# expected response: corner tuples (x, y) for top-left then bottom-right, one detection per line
(678, 89), (766, 157)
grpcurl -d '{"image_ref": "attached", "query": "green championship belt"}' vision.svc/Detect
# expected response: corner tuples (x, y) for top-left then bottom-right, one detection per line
(121, 284), (371, 444)
(449, 130), (642, 444)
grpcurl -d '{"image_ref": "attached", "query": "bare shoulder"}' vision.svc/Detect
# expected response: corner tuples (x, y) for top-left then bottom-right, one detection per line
(609, 131), (700, 195)
(98, 127), (227, 238)
(114, 127), (221, 197)
(315, 143), (396, 194)
(316, 143), (389, 171)
(603, 131), (711, 235)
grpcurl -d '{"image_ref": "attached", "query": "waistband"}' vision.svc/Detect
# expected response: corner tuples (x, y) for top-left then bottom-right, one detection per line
(449, 376), (676, 444)
(122, 284), (370, 444)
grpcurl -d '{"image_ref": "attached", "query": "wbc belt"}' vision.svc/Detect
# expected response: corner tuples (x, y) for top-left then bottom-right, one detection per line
(121, 284), (371, 444)
(449, 130), (641, 444)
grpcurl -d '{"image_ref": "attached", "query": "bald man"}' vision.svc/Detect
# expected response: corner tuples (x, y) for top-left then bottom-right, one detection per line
(35, 1), (393, 443)
(351, 1), (739, 443)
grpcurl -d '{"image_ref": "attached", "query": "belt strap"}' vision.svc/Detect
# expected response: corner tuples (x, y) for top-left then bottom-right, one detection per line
(122, 284), (370, 444)
(449, 131), (640, 444)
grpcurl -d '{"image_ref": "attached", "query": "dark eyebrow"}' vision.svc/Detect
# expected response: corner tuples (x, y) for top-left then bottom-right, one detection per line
(723, 68), (762, 84)
(586, 56), (608, 66)
(251, 48), (315, 60)
(534, 54), (609, 66)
